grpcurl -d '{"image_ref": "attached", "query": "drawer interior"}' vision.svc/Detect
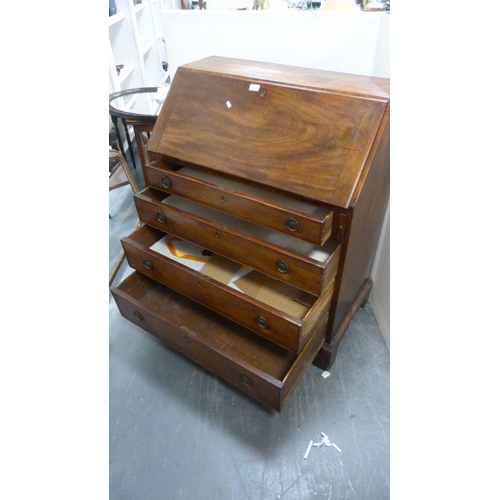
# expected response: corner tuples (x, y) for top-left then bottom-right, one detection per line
(146, 161), (334, 246)
(114, 271), (299, 381)
(171, 165), (332, 220)
(134, 187), (341, 297)
(139, 187), (337, 264)
(129, 224), (319, 321)
(164, 194), (336, 262)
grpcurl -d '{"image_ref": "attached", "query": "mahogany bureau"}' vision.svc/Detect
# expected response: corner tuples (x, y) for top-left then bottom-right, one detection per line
(111, 56), (390, 412)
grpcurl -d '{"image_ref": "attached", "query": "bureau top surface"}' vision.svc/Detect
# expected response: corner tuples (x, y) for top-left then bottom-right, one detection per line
(148, 56), (390, 208)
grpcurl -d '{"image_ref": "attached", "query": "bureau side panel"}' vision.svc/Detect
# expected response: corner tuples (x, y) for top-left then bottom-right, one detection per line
(329, 112), (390, 344)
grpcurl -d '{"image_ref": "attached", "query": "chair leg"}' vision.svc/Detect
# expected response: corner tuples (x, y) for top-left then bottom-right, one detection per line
(109, 150), (141, 286)
(109, 249), (125, 285)
(109, 149), (139, 194)
(109, 219), (141, 286)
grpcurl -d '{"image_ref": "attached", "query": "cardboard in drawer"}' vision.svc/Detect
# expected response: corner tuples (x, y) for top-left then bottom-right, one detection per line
(151, 234), (314, 320)
(121, 225), (334, 353)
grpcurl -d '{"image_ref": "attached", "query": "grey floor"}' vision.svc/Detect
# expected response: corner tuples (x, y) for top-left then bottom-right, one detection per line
(109, 147), (390, 500)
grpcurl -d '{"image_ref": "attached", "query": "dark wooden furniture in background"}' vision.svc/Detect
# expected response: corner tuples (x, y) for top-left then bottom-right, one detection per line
(111, 56), (390, 412)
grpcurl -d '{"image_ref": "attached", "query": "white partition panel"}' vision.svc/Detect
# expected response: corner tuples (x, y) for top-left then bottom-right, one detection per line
(162, 11), (389, 78)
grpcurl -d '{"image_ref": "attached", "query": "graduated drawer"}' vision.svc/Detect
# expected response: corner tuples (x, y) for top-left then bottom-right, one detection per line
(146, 161), (333, 246)
(111, 271), (328, 412)
(133, 187), (340, 297)
(121, 224), (335, 354)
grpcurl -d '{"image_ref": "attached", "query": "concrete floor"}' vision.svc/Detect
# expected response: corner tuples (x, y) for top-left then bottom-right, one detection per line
(109, 147), (390, 500)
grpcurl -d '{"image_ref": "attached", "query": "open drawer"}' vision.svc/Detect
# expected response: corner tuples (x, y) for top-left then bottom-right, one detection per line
(111, 271), (328, 412)
(146, 159), (334, 246)
(121, 224), (335, 353)
(133, 187), (340, 297)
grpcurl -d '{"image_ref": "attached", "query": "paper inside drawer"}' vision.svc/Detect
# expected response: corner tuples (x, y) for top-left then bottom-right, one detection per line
(150, 234), (316, 319)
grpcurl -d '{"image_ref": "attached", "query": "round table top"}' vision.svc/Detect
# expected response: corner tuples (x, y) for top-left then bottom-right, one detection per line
(109, 86), (169, 123)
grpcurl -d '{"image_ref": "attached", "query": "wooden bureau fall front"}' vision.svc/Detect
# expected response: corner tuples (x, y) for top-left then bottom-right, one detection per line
(111, 56), (390, 412)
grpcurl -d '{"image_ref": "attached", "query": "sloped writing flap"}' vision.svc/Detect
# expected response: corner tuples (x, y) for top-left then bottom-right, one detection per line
(148, 57), (389, 209)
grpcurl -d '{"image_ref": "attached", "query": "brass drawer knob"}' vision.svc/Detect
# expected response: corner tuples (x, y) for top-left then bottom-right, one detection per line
(156, 211), (167, 223)
(255, 315), (269, 329)
(276, 259), (289, 274)
(143, 259), (153, 270)
(285, 217), (299, 232)
(161, 175), (172, 189)
(240, 374), (253, 386)
(133, 311), (144, 322)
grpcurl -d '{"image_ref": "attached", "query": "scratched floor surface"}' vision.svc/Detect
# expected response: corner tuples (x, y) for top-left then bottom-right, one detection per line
(109, 148), (390, 500)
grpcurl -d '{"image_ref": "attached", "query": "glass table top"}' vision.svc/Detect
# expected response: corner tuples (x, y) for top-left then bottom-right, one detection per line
(109, 86), (170, 121)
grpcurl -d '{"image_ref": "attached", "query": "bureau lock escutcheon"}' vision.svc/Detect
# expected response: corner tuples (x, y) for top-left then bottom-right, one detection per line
(143, 259), (153, 270)
(133, 311), (144, 322)
(156, 211), (167, 223)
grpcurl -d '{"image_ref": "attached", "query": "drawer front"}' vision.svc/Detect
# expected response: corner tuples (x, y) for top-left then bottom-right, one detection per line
(121, 225), (333, 353)
(146, 161), (333, 246)
(111, 271), (327, 412)
(133, 188), (340, 297)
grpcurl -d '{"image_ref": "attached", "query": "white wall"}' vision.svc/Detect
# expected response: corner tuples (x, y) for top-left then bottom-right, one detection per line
(200, 0), (253, 8)
(161, 9), (390, 348)
(162, 0), (253, 9)
(162, 10), (388, 78)
(371, 201), (390, 350)
(372, 9), (390, 78)
(368, 11), (389, 349)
